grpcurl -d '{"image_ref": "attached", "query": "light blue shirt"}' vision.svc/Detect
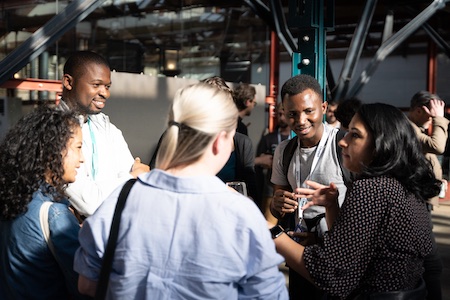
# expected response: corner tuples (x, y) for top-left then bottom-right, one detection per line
(75, 169), (288, 299)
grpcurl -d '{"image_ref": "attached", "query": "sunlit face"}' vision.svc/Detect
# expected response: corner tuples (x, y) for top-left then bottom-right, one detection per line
(67, 63), (111, 115)
(283, 89), (327, 147)
(338, 113), (374, 173)
(62, 126), (84, 183)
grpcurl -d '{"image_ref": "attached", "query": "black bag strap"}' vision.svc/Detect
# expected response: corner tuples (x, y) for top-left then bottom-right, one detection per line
(95, 178), (137, 300)
(282, 129), (352, 187)
(282, 135), (298, 187)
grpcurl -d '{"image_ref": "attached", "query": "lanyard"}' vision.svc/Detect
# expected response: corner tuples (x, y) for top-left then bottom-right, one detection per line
(87, 117), (98, 180)
(294, 125), (331, 218)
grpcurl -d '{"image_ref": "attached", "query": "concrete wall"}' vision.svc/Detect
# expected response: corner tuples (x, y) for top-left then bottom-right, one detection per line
(3, 53), (449, 157)
(276, 53), (450, 107)
(103, 72), (267, 162)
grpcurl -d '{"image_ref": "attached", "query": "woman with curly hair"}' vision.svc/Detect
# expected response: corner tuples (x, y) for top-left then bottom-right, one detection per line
(0, 106), (89, 299)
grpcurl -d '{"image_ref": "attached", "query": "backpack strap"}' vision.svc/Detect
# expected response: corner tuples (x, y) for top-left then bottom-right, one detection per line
(282, 135), (298, 188)
(279, 129), (352, 231)
(282, 129), (352, 187)
(39, 201), (56, 257)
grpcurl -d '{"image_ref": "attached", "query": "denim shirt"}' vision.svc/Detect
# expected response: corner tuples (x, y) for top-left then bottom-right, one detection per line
(0, 186), (90, 300)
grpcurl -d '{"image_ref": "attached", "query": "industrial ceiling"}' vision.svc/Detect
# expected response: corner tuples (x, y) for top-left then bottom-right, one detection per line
(0, 0), (449, 98)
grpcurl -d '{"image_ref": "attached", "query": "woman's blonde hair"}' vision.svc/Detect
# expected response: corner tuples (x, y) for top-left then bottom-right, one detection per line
(156, 82), (238, 170)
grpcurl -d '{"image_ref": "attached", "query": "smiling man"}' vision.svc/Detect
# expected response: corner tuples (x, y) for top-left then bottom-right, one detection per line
(270, 74), (348, 299)
(59, 51), (149, 217)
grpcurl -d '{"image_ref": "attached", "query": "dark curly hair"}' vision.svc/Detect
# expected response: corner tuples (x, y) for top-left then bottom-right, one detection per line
(0, 105), (81, 220)
(357, 103), (441, 201)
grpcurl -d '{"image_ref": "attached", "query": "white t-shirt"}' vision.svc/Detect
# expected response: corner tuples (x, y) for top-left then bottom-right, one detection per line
(271, 123), (347, 233)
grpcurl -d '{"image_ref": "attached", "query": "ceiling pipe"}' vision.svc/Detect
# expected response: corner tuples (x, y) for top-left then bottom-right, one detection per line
(347, 0), (447, 98)
(0, 0), (106, 85)
(267, 31), (280, 133)
(332, 0), (378, 101)
(427, 39), (437, 93)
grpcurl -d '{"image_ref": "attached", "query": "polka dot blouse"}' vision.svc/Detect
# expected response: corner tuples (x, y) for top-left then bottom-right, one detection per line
(303, 176), (433, 299)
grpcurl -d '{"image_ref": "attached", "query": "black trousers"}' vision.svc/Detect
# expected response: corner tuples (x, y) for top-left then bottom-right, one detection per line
(289, 268), (324, 300)
(423, 232), (443, 300)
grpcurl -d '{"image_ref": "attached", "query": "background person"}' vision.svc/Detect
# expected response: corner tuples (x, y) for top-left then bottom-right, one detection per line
(233, 82), (257, 135)
(75, 83), (288, 299)
(255, 102), (290, 217)
(0, 106), (89, 299)
(408, 90), (448, 300)
(270, 103), (439, 299)
(325, 100), (340, 128)
(59, 51), (149, 216)
(334, 97), (362, 131)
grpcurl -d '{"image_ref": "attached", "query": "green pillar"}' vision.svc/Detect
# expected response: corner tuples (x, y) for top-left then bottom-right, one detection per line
(289, 0), (334, 102)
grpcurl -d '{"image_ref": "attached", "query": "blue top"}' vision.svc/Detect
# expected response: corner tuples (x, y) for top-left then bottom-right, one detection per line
(0, 187), (89, 300)
(75, 169), (288, 299)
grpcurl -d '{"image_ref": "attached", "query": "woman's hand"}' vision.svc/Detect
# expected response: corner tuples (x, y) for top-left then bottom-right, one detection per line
(295, 180), (339, 210)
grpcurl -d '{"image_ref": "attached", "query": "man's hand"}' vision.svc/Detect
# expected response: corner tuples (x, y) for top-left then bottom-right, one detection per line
(423, 99), (445, 118)
(272, 189), (299, 216)
(130, 157), (150, 178)
(254, 153), (273, 169)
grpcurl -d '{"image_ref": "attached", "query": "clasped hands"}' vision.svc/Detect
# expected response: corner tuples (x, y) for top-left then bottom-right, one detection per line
(272, 180), (339, 215)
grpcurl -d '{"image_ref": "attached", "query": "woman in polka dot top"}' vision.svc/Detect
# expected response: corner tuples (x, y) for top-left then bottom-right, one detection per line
(270, 103), (440, 299)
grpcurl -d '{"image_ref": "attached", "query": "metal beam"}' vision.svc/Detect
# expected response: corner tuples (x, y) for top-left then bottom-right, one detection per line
(332, 0), (378, 101)
(422, 22), (450, 58)
(244, 0), (297, 56)
(0, 0), (106, 85)
(404, 5), (450, 58)
(0, 78), (62, 92)
(269, 0), (297, 56)
(289, 0), (332, 101)
(347, 0), (447, 98)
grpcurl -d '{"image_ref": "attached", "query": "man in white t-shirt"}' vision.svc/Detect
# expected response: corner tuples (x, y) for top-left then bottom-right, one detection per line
(270, 74), (348, 300)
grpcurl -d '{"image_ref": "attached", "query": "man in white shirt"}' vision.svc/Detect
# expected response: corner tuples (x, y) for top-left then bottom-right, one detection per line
(59, 51), (149, 216)
(270, 74), (348, 299)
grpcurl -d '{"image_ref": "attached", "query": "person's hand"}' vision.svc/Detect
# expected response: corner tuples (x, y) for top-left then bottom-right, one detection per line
(423, 99), (445, 118)
(130, 157), (150, 178)
(295, 180), (338, 210)
(286, 231), (317, 246)
(255, 153), (273, 169)
(272, 189), (299, 215)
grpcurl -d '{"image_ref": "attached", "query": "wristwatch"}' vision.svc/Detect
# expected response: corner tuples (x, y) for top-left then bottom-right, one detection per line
(270, 225), (284, 239)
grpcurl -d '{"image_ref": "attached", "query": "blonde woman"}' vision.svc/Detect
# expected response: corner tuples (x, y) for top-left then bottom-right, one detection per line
(75, 82), (288, 299)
